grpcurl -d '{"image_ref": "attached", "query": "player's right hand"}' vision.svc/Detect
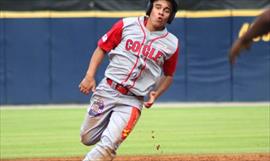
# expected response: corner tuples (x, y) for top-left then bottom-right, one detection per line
(79, 77), (96, 95)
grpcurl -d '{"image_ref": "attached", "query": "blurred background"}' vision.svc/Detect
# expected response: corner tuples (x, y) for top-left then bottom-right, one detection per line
(0, 0), (270, 105)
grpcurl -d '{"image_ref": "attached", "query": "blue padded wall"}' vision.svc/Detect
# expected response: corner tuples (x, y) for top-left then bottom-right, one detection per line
(186, 18), (231, 101)
(232, 17), (270, 101)
(0, 18), (5, 105)
(1, 15), (269, 104)
(51, 18), (97, 103)
(5, 19), (51, 104)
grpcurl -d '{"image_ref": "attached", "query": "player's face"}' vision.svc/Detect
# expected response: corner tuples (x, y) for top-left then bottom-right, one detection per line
(148, 0), (172, 30)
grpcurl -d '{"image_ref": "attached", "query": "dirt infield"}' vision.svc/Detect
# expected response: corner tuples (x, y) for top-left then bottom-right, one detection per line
(2, 153), (269, 161)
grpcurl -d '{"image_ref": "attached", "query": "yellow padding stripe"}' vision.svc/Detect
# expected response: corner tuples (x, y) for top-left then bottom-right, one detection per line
(0, 10), (263, 19)
(179, 10), (263, 18)
(0, 11), (144, 18)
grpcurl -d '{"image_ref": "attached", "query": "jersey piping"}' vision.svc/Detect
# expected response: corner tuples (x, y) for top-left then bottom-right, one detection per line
(128, 18), (169, 90)
(121, 17), (147, 85)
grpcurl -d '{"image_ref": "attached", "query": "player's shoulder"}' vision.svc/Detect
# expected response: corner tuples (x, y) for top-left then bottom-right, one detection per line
(167, 31), (179, 44)
(111, 17), (137, 29)
(122, 16), (139, 24)
(165, 30), (179, 53)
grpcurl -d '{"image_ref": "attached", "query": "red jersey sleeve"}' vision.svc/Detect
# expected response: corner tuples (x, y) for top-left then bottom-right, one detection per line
(98, 19), (123, 52)
(163, 44), (179, 76)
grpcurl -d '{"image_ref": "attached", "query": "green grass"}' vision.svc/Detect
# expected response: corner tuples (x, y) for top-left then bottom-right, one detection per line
(0, 105), (269, 159)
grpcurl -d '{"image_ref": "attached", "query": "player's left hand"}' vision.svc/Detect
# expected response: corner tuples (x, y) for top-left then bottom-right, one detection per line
(144, 91), (157, 108)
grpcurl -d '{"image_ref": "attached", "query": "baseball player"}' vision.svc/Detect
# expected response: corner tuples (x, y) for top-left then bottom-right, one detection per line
(79, 0), (179, 160)
(229, 8), (270, 64)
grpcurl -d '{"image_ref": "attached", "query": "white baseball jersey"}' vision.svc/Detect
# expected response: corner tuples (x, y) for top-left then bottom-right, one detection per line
(98, 16), (179, 96)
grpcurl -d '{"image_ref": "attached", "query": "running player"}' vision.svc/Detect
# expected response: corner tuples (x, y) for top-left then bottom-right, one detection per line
(79, 0), (180, 160)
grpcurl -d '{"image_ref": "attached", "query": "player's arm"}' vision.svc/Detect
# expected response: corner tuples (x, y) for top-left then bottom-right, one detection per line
(144, 76), (173, 108)
(153, 76), (173, 99)
(79, 19), (123, 95)
(241, 8), (270, 43)
(79, 47), (106, 95)
(229, 8), (270, 64)
(144, 45), (179, 108)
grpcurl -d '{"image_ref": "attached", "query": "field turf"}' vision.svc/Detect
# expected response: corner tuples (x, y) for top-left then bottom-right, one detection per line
(0, 104), (269, 159)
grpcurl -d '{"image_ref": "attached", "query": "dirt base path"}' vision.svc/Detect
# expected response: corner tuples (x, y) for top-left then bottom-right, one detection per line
(2, 153), (269, 161)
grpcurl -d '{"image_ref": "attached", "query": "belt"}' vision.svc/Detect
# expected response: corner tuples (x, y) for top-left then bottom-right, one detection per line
(106, 78), (144, 100)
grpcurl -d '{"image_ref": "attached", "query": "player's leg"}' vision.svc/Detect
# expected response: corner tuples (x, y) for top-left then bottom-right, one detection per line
(80, 109), (112, 146)
(80, 90), (115, 146)
(83, 106), (141, 161)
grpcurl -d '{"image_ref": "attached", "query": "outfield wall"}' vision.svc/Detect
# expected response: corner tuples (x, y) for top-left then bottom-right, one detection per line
(0, 11), (269, 105)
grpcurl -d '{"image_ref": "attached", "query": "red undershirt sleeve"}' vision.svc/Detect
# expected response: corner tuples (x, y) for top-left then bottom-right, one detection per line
(163, 44), (179, 76)
(98, 19), (124, 52)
